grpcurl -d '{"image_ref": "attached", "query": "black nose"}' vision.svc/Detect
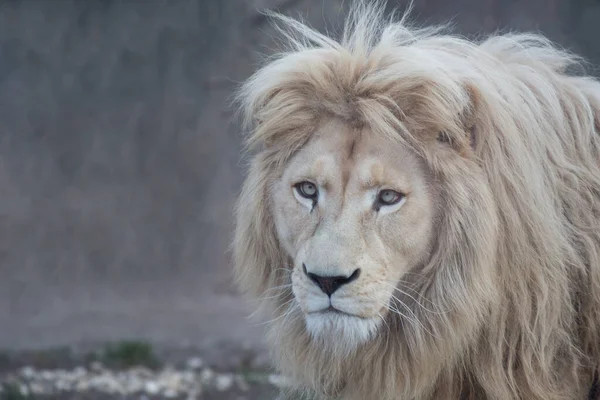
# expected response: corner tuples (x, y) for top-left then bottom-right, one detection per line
(302, 264), (361, 296)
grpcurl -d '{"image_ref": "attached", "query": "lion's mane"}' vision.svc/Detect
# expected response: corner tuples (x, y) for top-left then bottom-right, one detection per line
(232, 2), (600, 399)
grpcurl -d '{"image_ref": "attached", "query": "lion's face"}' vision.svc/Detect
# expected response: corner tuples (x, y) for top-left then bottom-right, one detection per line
(271, 117), (437, 346)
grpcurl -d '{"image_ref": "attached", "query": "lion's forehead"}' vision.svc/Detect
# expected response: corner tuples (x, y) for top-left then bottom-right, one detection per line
(284, 118), (420, 196)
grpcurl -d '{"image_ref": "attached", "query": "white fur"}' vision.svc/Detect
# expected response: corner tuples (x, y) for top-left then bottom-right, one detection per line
(305, 312), (381, 353)
(233, 1), (600, 398)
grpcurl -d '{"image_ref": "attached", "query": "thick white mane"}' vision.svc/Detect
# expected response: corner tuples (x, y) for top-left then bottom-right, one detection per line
(233, 1), (600, 399)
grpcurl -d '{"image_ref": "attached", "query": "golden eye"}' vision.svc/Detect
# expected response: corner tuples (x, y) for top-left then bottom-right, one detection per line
(295, 181), (318, 199)
(377, 189), (404, 207)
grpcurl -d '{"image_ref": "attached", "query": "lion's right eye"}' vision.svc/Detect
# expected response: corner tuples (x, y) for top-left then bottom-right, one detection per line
(374, 189), (406, 212)
(295, 181), (318, 200)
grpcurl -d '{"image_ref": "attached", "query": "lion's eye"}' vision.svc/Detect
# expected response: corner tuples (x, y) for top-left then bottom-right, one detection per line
(295, 181), (318, 200)
(376, 189), (404, 207)
(437, 131), (451, 144)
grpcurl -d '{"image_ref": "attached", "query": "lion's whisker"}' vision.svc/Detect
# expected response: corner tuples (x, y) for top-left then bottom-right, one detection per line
(376, 311), (390, 334)
(247, 295), (295, 320)
(255, 291), (292, 302)
(385, 302), (442, 340)
(253, 298), (298, 326)
(272, 268), (293, 274)
(382, 287), (446, 340)
(381, 282), (453, 315)
(263, 283), (293, 292)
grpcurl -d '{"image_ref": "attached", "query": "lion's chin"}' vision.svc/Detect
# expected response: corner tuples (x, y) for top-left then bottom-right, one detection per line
(304, 310), (381, 353)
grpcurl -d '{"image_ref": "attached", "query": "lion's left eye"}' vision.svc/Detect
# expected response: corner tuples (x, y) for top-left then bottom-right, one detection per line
(295, 181), (318, 200)
(376, 189), (404, 207)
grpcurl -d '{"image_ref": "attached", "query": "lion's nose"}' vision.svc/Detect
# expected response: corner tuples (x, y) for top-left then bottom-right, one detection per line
(302, 263), (361, 296)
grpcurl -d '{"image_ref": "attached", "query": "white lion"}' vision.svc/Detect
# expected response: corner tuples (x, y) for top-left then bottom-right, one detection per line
(233, 1), (600, 399)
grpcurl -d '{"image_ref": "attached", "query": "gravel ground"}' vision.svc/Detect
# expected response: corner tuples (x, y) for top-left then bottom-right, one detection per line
(0, 342), (285, 400)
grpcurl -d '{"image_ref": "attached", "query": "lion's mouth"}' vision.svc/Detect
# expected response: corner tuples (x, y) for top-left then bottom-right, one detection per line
(303, 305), (383, 345)
(309, 306), (369, 319)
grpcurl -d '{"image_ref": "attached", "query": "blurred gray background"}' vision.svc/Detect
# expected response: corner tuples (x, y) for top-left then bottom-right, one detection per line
(1, 0), (599, 352)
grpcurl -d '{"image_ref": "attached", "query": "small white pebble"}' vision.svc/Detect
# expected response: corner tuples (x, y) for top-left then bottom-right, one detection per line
(40, 370), (55, 380)
(132, 366), (153, 378)
(75, 379), (90, 392)
(186, 357), (204, 370)
(29, 382), (44, 394)
(145, 381), (160, 395)
(1, 358), (256, 398)
(187, 389), (202, 400)
(90, 361), (104, 372)
(56, 380), (71, 391)
(19, 384), (30, 396)
(180, 370), (195, 383)
(126, 376), (143, 393)
(163, 372), (182, 388)
(199, 368), (214, 384)
(215, 373), (234, 391)
(20, 366), (35, 379)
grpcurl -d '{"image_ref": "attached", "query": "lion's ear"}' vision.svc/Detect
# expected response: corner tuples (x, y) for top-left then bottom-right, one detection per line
(433, 82), (481, 155)
(247, 114), (284, 151)
(240, 85), (284, 150)
(469, 125), (477, 151)
(462, 82), (482, 153)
